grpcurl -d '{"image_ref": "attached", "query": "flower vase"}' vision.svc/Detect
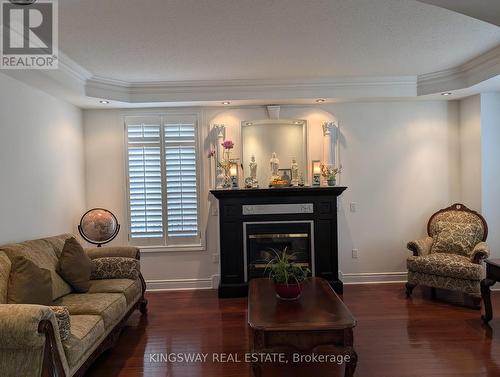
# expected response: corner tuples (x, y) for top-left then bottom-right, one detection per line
(222, 175), (232, 189)
(222, 150), (232, 188)
(327, 178), (337, 187)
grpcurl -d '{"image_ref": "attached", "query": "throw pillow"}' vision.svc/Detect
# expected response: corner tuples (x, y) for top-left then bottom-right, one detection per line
(49, 306), (71, 341)
(8, 256), (52, 305)
(57, 237), (93, 293)
(430, 221), (482, 257)
(91, 257), (140, 280)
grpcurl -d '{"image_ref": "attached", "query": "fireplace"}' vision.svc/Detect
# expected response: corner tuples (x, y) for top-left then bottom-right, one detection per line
(244, 221), (314, 281)
(210, 186), (347, 298)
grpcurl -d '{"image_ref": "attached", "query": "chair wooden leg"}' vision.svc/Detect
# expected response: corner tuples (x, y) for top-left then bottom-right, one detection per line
(139, 298), (148, 314)
(431, 287), (437, 299)
(406, 283), (416, 297)
(470, 295), (481, 310)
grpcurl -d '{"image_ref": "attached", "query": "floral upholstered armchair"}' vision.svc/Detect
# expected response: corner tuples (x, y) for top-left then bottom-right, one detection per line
(406, 203), (489, 306)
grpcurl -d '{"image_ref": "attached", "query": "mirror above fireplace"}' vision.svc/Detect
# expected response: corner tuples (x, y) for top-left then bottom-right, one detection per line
(241, 119), (308, 186)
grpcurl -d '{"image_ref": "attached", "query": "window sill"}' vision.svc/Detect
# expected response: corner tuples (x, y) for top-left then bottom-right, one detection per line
(138, 244), (206, 253)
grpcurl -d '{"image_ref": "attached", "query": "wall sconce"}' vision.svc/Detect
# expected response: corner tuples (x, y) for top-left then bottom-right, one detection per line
(312, 160), (321, 186)
(230, 163), (239, 189)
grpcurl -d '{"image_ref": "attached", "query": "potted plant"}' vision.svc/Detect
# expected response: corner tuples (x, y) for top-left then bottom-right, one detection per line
(265, 248), (310, 300)
(320, 164), (342, 186)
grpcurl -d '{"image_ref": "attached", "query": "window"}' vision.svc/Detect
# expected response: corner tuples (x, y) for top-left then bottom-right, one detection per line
(125, 114), (201, 248)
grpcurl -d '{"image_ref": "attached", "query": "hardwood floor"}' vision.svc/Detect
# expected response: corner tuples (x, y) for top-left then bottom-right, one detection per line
(85, 283), (500, 377)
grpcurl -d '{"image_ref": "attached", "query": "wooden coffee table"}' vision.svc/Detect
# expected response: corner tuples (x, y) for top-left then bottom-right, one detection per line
(248, 278), (357, 377)
(481, 258), (500, 323)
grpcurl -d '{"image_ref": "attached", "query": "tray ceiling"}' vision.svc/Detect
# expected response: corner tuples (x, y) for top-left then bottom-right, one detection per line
(59, 0), (500, 82)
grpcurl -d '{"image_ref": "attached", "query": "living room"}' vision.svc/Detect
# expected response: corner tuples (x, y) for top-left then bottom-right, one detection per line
(0, 1), (500, 376)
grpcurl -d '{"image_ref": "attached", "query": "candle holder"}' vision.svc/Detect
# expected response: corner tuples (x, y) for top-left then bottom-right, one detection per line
(230, 162), (239, 189)
(312, 160), (321, 186)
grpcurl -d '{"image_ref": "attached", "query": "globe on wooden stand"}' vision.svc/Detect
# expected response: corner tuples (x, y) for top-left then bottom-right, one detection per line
(78, 208), (120, 247)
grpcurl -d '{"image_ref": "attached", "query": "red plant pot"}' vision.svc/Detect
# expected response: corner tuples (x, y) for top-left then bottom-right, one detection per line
(274, 282), (303, 300)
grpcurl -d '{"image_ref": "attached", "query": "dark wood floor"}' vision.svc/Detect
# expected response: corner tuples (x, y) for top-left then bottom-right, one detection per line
(85, 283), (500, 377)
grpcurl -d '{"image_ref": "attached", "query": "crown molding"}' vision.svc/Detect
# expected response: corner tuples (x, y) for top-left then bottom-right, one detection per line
(85, 75), (417, 103)
(57, 51), (93, 85)
(417, 44), (500, 95)
(3, 44), (498, 107)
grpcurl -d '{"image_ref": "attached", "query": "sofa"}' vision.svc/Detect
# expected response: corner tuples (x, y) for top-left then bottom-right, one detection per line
(0, 234), (147, 377)
(405, 203), (489, 306)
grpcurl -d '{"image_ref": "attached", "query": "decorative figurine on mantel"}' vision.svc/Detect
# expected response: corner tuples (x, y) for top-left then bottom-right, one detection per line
(298, 172), (305, 186)
(246, 154), (259, 188)
(269, 152), (280, 182)
(291, 158), (299, 186)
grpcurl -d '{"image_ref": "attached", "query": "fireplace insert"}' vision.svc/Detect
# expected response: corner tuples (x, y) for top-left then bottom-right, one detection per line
(244, 221), (313, 281)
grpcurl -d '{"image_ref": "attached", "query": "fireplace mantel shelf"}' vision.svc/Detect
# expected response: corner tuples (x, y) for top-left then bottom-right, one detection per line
(210, 186), (347, 198)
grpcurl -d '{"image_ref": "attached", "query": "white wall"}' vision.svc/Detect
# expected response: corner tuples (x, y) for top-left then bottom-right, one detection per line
(0, 73), (85, 245)
(458, 95), (482, 211)
(456, 92), (500, 258)
(331, 101), (460, 279)
(84, 100), (460, 287)
(480, 92), (500, 258)
(83, 109), (217, 290)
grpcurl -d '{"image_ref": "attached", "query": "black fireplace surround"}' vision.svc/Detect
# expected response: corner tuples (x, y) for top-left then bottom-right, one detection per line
(210, 186), (347, 298)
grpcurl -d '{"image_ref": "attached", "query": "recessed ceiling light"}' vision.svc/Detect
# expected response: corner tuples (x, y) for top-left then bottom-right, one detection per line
(99, 100), (110, 104)
(222, 101), (231, 105)
(294, 121), (302, 124)
(316, 99), (326, 103)
(246, 122), (253, 126)
(441, 92), (452, 96)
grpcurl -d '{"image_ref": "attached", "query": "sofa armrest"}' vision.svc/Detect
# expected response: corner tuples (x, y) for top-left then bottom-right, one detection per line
(0, 305), (69, 377)
(471, 242), (490, 264)
(85, 246), (140, 260)
(407, 237), (433, 257)
(0, 304), (55, 348)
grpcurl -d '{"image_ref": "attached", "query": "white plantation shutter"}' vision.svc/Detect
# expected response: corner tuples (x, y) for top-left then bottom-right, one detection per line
(164, 116), (199, 243)
(125, 114), (200, 247)
(126, 117), (164, 243)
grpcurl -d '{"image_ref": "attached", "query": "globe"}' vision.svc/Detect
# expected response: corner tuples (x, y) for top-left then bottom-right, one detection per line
(78, 208), (120, 246)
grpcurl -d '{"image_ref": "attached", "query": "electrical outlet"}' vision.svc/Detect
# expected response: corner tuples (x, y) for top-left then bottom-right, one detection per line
(350, 202), (357, 212)
(211, 206), (219, 216)
(212, 254), (220, 264)
(352, 249), (359, 259)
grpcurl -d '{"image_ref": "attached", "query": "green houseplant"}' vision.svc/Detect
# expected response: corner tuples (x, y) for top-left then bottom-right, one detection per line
(265, 248), (310, 300)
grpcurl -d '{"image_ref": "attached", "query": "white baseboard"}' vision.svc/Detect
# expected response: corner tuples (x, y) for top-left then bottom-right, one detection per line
(146, 273), (409, 291)
(146, 278), (214, 291)
(146, 272), (408, 291)
(340, 271), (408, 284)
(146, 272), (498, 291)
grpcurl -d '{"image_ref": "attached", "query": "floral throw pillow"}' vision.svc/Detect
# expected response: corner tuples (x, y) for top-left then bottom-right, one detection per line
(91, 257), (140, 280)
(49, 306), (70, 341)
(430, 221), (482, 257)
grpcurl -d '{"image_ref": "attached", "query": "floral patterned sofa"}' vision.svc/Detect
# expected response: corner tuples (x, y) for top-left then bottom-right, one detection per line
(0, 234), (147, 377)
(406, 203), (490, 306)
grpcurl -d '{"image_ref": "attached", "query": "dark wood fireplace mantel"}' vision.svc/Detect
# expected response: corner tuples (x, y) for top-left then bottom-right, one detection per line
(211, 186), (347, 198)
(211, 186), (347, 298)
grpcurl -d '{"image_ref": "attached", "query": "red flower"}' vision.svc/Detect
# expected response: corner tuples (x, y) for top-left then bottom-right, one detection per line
(222, 140), (234, 150)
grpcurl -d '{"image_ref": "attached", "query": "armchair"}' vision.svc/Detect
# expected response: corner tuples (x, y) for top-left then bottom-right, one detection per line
(405, 203), (489, 306)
